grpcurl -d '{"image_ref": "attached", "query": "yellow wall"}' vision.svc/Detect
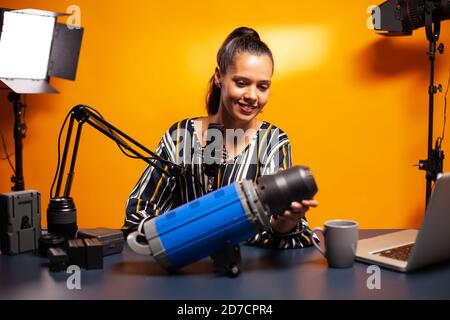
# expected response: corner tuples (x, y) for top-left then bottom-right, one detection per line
(1, 0), (449, 230)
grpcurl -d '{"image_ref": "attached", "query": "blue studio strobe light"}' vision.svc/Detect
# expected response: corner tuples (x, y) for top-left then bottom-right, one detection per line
(127, 166), (318, 273)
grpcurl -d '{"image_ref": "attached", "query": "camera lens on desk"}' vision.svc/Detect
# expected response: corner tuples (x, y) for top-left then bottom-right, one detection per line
(47, 197), (78, 239)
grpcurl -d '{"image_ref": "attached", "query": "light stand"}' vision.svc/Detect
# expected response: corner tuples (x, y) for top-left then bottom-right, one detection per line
(0, 8), (84, 191)
(7, 92), (26, 191)
(48, 105), (188, 238)
(418, 2), (445, 207)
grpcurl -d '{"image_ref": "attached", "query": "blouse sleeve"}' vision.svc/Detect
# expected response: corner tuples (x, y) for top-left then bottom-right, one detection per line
(124, 133), (177, 228)
(247, 140), (318, 249)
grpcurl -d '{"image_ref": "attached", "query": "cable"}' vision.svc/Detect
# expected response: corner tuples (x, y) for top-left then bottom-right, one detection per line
(82, 106), (140, 159)
(83, 107), (156, 162)
(437, 65), (449, 150)
(22, 95), (28, 136)
(0, 153), (14, 160)
(0, 151), (15, 160)
(0, 129), (16, 174)
(84, 106), (205, 192)
(50, 106), (206, 196)
(50, 108), (73, 198)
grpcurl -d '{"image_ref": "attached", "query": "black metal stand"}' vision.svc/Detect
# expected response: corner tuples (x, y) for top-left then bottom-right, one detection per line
(7, 92), (26, 191)
(210, 241), (242, 277)
(54, 105), (184, 199)
(418, 3), (445, 207)
(48, 105), (189, 238)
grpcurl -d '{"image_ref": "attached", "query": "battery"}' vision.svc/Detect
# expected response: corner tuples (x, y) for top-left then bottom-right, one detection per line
(67, 238), (85, 268)
(77, 228), (124, 256)
(0, 190), (41, 255)
(83, 238), (103, 270)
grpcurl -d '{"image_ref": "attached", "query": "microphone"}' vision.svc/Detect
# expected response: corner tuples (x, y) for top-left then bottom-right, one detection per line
(202, 123), (226, 192)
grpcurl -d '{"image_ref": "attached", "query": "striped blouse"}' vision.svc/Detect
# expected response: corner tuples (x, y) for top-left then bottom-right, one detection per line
(125, 118), (316, 249)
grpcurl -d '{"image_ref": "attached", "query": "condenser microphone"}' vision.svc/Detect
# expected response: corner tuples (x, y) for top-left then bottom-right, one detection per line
(202, 123), (225, 192)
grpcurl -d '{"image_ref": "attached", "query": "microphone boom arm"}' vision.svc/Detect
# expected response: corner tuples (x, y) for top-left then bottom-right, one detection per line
(54, 105), (185, 198)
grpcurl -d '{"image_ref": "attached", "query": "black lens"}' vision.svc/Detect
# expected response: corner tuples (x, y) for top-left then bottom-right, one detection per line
(256, 166), (318, 216)
(47, 197), (78, 239)
(375, 0), (450, 35)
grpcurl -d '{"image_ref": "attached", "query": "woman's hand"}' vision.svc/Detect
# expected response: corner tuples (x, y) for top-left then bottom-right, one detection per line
(270, 200), (319, 234)
(281, 200), (318, 222)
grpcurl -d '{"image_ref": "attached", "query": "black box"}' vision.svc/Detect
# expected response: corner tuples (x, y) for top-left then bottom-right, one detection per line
(48, 247), (69, 272)
(77, 228), (124, 256)
(83, 238), (103, 270)
(67, 239), (85, 268)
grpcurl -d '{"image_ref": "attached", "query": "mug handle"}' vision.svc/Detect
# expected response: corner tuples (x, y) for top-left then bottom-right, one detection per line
(127, 231), (152, 256)
(310, 227), (326, 257)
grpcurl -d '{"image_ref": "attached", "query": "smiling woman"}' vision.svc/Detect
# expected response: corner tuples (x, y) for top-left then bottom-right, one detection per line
(125, 27), (319, 249)
(214, 52), (272, 123)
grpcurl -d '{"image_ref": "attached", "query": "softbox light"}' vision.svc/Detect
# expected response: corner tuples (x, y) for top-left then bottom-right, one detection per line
(0, 8), (84, 191)
(0, 8), (83, 94)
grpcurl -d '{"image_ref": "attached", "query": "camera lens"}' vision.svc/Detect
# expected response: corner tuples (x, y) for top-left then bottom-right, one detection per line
(256, 166), (318, 216)
(47, 197), (78, 239)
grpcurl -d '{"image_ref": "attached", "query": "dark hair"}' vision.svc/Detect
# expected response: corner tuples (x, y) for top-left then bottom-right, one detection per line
(205, 27), (274, 115)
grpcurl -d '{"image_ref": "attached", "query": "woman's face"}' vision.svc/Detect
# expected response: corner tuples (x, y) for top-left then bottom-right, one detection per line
(215, 51), (273, 123)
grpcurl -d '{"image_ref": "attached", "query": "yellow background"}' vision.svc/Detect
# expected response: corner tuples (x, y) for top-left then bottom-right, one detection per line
(1, 0), (449, 230)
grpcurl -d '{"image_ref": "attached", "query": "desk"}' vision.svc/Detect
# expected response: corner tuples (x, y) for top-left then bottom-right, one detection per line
(1, 230), (450, 300)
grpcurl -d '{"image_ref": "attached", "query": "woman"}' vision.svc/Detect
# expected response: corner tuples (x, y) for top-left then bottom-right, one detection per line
(125, 27), (318, 249)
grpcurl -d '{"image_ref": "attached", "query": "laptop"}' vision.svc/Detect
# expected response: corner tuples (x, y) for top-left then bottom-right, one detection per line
(355, 173), (450, 272)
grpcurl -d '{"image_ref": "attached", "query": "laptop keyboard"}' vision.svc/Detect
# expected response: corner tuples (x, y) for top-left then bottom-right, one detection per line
(373, 243), (415, 261)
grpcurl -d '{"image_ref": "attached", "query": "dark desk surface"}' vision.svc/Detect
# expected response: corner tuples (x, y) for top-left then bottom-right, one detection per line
(1, 230), (450, 300)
